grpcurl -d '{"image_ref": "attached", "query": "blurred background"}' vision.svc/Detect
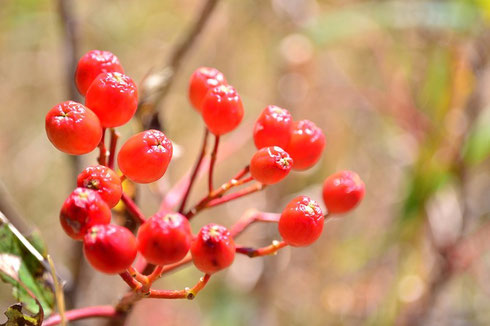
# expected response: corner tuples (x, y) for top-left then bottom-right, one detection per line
(1, 0), (490, 325)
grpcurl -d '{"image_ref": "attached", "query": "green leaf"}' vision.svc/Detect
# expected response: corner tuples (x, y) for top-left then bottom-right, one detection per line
(1, 303), (43, 326)
(462, 107), (490, 165)
(0, 213), (54, 315)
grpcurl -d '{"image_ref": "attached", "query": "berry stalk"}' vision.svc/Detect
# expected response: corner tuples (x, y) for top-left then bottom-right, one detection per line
(208, 135), (220, 193)
(97, 128), (108, 166)
(205, 183), (266, 209)
(148, 274), (211, 300)
(108, 128), (120, 169)
(120, 192), (146, 224)
(42, 305), (118, 326)
(236, 240), (287, 258)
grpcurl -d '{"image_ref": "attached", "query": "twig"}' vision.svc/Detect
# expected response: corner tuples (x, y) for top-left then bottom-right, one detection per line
(120, 193), (146, 224)
(108, 129), (120, 170)
(236, 241), (287, 258)
(42, 305), (118, 326)
(208, 135), (220, 194)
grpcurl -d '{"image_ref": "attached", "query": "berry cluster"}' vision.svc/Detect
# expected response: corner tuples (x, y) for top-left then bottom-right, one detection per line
(45, 51), (365, 304)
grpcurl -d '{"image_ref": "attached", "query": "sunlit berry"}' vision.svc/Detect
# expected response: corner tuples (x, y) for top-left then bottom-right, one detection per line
(77, 165), (122, 208)
(286, 120), (325, 170)
(202, 85), (244, 135)
(191, 224), (235, 274)
(253, 105), (293, 149)
(322, 170), (365, 214)
(189, 67), (227, 112)
(250, 146), (293, 185)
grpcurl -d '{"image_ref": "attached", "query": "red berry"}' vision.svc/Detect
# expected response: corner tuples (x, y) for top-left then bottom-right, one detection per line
(322, 170), (365, 214)
(191, 224), (235, 274)
(83, 224), (137, 274)
(286, 120), (326, 170)
(85, 72), (138, 128)
(77, 165), (122, 208)
(60, 188), (111, 240)
(117, 129), (173, 183)
(250, 146), (293, 185)
(202, 85), (244, 135)
(137, 212), (192, 265)
(189, 67), (227, 112)
(253, 105), (293, 149)
(45, 101), (102, 155)
(278, 196), (324, 247)
(75, 50), (124, 96)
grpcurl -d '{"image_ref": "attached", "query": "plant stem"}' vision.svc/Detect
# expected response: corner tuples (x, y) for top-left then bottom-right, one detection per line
(42, 305), (118, 326)
(205, 183), (265, 209)
(108, 128), (120, 170)
(119, 271), (142, 290)
(230, 209), (280, 238)
(148, 274), (211, 300)
(97, 128), (108, 166)
(208, 135), (220, 194)
(120, 192), (146, 224)
(236, 241), (287, 258)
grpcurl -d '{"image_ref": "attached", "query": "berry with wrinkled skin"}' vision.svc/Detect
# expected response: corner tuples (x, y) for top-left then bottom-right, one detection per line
(278, 196), (324, 247)
(250, 146), (293, 185)
(45, 101), (102, 155)
(60, 188), (111, 240)
(85, 72), (138, 128)
(201, 85), (244, 135)
(253, 105), (293, 149)
(286, 120), (326, 171)
(83, 224), (137, 274)
(75, 50), (124, 96)
(117, 129), (173, 183)
(77, 165), (122, 208)
(137, 212), (192, 265)
(322, 170), (365, 214)
(191, 224), (235, 274)
(189, 67), (227, 112)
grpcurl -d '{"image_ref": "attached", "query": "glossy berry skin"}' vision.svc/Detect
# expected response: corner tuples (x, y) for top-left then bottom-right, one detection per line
(322, 170), (365, 214)
(137, 212), (192, 265)
(191, 224), (235, 274)
(202, 85), (244, 135)
(286, 120), (326, 171)
(60, 188), (111, 240)
(45, 101), (102, 155)
(117, 129), (173, 183)
(77, 165), (122, 208)
(189, 67), (227, 112)
(85, 72), (138, 128)
(253, 105), (293, 149)
(75, 50), (124, 96)
(278, 196), (324, 247)
(83, 224), (137, 274)
(250, 146), (293, 185)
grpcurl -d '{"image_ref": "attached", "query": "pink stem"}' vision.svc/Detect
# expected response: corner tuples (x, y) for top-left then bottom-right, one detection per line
(205, 183), (265, 209)
(97, 128), (107, 166)
(208, 135), (220, 194)
(42, 305), (117, 326)
(108, 128), (120, 170)
(121, 192), (146, 224)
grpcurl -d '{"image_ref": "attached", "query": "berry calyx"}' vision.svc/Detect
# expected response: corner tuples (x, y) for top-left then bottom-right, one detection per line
(250, 146), (293, 185)
(77, 165), (122, 208)
(253, 105), (293, 149)
(75, 50), (124, 96)
(83, 224), (137, 274)
(85, 72), (138, 128)
(286, 120), (326, 171)
(278, 196), (324, 247)
(322, 170), (365, 214)
(45, 101), (102, 155)
(117, 129), (173, 183)
(189, 67), (227, 112)
(191, 224), (235, 274)
(201, 85), (244, 135)
(60, 187), (112, 240)
(137, 212), (192, 265)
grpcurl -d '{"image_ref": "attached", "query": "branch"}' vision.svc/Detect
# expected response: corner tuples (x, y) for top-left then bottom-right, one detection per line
(208, 135), (220, 193)
(236, 241), (287, 258)
(120, 192), (146, 224)
(42, 305), (118, 326)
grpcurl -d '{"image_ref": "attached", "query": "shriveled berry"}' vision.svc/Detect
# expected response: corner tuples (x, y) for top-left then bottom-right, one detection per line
(137, 212), (192, 265)
(202, 85), (244, 135)
(322, 170), (365, 214)
(85, 72), (138, 128)
(189, 67), (227, 112)
(75, 50), (124, 96)
(117, 129), (173, 183)
(191, 224), (235, 274)
(77, 165), (122, 208)
(253, 105), (293, 149)
(60, 188), (111, 240)
(83, 224), (137, 274)
(278, 196), (324, 247)
(45, 101), (102, 155)
(250, 146), (293, 185)
(286, 120), (325, 170)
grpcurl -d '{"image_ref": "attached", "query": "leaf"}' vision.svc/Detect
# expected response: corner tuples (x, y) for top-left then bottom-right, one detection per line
(1, 303), (43, 326)
(462, 107), (490, 165)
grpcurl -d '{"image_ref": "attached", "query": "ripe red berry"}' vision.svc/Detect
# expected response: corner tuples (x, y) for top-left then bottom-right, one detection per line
(202, 85), (244, 135)
(83, 224), (137, 274)
(191, 224), (235, 274)
(85, 72), (138, 128)
(286, 120), (326, 171)
(250, 146), (293, 185)
(189, 67), (227, 112)
(117, 129), (173, 183)
(253, 105), (293, 149)
(137, 212), (192, 265)
(77, 165), (122, 208)
(322, 170), (365, 214)
(60, 188), (111, 240)
(278, 196), (324, 247)
(75, 50), (124, 96)
(45, 101), (102, 155)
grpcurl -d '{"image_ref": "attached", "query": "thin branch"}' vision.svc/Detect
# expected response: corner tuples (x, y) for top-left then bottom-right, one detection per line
(108, 129), (120, 170)
(42, 305), (118, 326)
(236, 241), (288, 258)
(208, 135), (220, 194)
(120, 193), (146, 224)
(148, 274), (211, 300)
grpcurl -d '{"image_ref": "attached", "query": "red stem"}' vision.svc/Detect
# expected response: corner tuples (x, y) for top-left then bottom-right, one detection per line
(148, 274), (211, 300)
(42, 305), (117, 326)
(236, 240), (287, 258)
(205, 183), (265, 209)
(120, 192), (146, 224)
(119, 271), (142, 290)
(208, 135), (220, 194)
(230, 210), (280, 238)
(108, 128), (120, 170)
(97, 128), (107, 166)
